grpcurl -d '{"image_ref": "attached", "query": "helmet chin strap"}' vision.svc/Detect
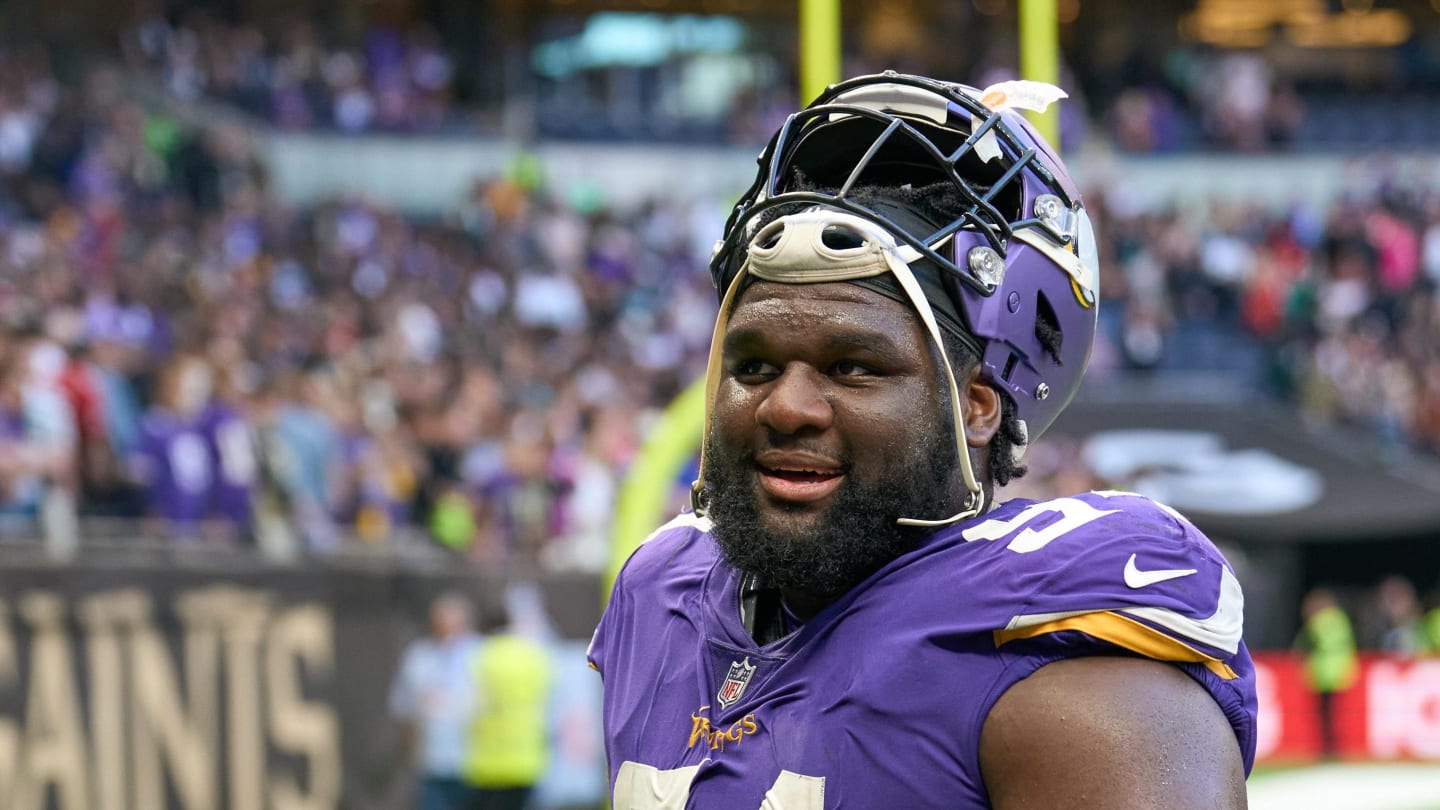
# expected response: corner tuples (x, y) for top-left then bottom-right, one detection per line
(693, 209), (985, 526)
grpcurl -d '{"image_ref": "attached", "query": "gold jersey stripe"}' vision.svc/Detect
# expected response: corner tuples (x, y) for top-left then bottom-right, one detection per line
(993, 610), (1239, 680)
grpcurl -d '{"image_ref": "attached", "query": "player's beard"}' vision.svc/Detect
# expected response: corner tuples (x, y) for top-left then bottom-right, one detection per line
(702, 419), (960, 600)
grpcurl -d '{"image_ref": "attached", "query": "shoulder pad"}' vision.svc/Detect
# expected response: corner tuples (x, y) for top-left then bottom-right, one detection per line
(591, 511), (714, 676)
(952, 491), (1243, 675)
(619, 510), (715, 584)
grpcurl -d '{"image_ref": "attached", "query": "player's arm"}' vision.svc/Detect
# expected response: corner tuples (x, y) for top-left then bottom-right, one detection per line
(979, 656), (1248, 810)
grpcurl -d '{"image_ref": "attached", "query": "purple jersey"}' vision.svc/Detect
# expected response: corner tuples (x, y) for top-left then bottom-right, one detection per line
(135, 412), (213, 527)
(590, 490), (1257, 809)
(201, 403), (256, 528)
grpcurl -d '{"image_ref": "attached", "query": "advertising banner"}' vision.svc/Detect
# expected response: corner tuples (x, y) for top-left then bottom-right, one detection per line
(1253, 652), (1440, 763)
(0, 560), (604, 810)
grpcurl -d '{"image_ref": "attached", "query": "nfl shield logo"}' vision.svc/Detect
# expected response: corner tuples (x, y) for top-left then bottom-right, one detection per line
(716, 657), (757, 709)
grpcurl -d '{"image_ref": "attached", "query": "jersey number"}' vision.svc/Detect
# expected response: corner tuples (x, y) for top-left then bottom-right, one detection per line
(169, 433), (213, 495)
(614, 761), (824, 809)
(960, 494), (1121, 553)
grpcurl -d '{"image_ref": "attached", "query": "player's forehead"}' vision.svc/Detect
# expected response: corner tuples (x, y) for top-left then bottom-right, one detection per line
(726, 280), (926, 345)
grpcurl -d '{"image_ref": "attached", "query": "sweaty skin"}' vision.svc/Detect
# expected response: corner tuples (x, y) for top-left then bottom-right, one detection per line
(710, 280), (1001, 617)
(980, 657), (1249, 809)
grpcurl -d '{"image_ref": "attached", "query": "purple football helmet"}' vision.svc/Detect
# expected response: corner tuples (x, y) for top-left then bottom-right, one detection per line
(710, 72), (1099, 444)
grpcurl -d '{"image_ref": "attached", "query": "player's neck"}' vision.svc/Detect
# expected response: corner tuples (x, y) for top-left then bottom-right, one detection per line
(740, 574), (835, 644)
(778, 589), (833, 624)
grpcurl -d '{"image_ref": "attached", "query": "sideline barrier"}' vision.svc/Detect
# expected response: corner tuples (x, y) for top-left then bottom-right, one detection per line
(0, 558), (603, 810)
(1253, 652), (1440, 763)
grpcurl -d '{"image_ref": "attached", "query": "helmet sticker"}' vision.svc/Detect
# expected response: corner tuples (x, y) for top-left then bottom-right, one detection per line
(971, 80), (1069, 163)
(977, 80), (1070, 114)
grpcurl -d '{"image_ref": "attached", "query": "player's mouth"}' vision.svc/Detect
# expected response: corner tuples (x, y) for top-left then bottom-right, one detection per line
(754, 454), (845, 504)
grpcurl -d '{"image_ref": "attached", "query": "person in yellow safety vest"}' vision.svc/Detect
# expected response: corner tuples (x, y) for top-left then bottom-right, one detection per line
(1422, 589), (1440, 656)
(462, 600), (553, 810)
(1293, 587), (1358, 759)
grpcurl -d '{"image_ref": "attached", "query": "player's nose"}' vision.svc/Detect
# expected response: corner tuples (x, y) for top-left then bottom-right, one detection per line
(755, 364), (833, 436)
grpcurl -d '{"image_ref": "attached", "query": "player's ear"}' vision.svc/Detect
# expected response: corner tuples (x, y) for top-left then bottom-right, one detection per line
(963, 374), (1003, 449)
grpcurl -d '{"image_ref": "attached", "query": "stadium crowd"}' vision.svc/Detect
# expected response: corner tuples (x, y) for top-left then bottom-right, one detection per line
(1088, 176), (1440, 457)
(114, 11), (1298, 151)
(113, 10), (1440, 154)
(3, 42), (1440, 578)
(121, 13), (459, 133)
(0, 47), (713, 568)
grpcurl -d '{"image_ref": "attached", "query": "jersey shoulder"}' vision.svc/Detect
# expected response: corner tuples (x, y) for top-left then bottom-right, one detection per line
(589, 511), (716, 675)
(614, 510), (718, 594)
(942, 490), (1244, 664)
(957, 489), (1220, 570)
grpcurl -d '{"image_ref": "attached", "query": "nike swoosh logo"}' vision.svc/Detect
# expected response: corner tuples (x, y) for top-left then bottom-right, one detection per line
(1123, 553), (1198, 589)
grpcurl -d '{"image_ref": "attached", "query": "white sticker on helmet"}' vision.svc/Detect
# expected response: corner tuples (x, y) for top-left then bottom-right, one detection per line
(977, 80), (1069, 114)
(968, 80), (1069, 164)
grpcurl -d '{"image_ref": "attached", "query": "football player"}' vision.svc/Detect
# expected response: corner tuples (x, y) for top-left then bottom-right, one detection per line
(590, 72), (1256, 809)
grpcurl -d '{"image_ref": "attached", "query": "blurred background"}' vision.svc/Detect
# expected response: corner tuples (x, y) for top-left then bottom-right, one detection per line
(0, 0), (1439, 808)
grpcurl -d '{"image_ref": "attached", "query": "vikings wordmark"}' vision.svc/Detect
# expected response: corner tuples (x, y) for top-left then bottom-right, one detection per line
(687, 705), (760, 753)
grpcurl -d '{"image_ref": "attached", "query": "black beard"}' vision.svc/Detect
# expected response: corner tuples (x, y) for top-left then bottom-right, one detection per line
(702, 429), (959, 599)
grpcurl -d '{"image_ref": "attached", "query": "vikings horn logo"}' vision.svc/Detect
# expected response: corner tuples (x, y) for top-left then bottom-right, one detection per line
(717, 657), (757, 710)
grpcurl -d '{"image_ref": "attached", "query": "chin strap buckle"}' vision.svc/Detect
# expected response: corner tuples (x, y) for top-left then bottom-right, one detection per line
(690, 479), (709, 517)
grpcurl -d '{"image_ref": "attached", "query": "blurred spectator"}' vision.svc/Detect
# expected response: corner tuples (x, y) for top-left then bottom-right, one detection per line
(1370, 575), (1426, 655)
(130, 354), (218, 540)
(1423, 591), (1440, 656)
(462, 598), (553, 810)
(389, 592), (481, 810)
(1199, 52), (1274, 152)
(1293, 587), (1358, 758)
(201, 351), (260, 540)
(0, 344), (75, 529)
(1109, 87), (1184, 154)
(77, 333), (146, 516)
(272, 368), (343, 551)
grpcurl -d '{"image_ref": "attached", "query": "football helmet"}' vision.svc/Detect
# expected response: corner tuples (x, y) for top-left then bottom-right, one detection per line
(698, 72), (1099, 525)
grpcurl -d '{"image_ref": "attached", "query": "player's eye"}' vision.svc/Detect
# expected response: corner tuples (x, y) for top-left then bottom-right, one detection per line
(830, 359), (874, 377)
(732, 359), (779, 380)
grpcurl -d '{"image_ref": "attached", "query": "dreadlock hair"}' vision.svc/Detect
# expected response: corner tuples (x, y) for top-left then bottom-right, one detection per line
(746, 172), (1049, 489)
